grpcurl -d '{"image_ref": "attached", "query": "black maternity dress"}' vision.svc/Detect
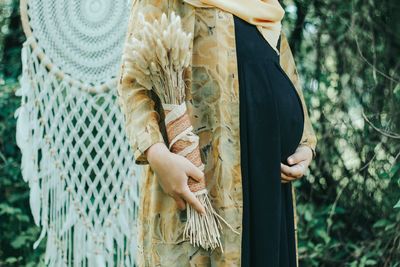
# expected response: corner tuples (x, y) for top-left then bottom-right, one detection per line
(233, 15), (305, 267)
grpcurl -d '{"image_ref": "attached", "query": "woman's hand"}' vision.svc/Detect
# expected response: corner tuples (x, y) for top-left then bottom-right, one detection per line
(281, 144), (313, 183)
(145, 142), (207, 215)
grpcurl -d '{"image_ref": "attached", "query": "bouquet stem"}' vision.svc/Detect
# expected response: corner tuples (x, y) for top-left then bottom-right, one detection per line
(162, 102), (240, 253)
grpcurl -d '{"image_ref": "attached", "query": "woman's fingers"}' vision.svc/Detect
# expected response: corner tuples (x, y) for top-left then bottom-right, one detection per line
(287, 151), (306, 165)
(281, 162), (306, 179)
(281, 172), (292, 181)
(287, 145), (313, 165)
(186, 163), (205, 183)
(179, 186), (206, 215)
(281, 170), (295, 183)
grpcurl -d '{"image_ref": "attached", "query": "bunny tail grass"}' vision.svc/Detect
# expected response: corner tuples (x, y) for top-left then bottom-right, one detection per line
(182, 188), (240, 254)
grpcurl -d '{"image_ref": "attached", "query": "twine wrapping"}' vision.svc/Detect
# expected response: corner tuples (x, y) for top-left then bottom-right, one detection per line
(123, 11), (240, 252)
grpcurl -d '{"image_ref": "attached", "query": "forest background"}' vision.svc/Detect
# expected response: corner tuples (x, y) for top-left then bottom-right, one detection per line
(0, 0), (399, 266)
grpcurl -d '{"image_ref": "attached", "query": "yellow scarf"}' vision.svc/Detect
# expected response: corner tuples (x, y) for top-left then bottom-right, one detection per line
(183, 0), (285, 54)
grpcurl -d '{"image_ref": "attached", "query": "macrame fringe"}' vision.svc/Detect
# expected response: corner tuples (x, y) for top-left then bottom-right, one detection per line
(16, 38), (142, 267)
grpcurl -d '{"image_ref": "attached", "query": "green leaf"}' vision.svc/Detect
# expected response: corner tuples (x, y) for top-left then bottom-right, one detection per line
(365, 259), (378, 265)
(372, 219), (389, 228)
(394, 199), (400, 209)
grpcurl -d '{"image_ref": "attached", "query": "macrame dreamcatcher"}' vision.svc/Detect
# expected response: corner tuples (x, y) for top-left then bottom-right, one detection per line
(15, 0), (143, 266)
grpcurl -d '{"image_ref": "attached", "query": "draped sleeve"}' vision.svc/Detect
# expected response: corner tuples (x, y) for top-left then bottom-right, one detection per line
(117, 0), (195, 164)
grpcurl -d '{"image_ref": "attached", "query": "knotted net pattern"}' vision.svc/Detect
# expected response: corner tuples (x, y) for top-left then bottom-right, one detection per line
(15, 0), (143, 266)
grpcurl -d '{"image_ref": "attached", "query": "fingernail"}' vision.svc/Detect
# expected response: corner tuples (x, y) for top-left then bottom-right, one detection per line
(288, 157), (293, 164)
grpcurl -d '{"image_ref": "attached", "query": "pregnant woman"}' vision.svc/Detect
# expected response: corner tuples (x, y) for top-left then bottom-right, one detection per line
(117, 0), (317, 266)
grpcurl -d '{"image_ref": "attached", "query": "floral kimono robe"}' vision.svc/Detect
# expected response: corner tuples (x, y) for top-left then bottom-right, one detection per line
(117, 0), (317, 266)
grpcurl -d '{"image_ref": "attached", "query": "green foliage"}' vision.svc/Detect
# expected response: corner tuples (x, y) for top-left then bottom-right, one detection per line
(283, 0), (400, 265)
(0, 82), (46, 266)
(0, 0), (399, 266)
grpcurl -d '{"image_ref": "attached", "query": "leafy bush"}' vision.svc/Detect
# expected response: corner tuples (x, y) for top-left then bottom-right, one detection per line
(0, 0), (399, 266)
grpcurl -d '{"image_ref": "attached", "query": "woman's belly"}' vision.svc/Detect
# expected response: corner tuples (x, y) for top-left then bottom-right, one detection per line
(233, 15), (304, 165)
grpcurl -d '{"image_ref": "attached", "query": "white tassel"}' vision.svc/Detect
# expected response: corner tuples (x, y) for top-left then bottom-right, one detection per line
(16, 105), (36, 184)
(29, 180), (41, 226)
(117, 205), (130, 237)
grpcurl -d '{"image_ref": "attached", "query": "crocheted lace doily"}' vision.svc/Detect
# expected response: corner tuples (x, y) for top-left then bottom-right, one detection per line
(27, 0), (130, 88)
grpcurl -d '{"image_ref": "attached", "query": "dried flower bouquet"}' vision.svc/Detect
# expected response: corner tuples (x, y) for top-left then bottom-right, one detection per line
(123, 11), (239, 252)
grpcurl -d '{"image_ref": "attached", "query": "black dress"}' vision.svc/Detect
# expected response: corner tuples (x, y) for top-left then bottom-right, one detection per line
(233, 15), (305, 267)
